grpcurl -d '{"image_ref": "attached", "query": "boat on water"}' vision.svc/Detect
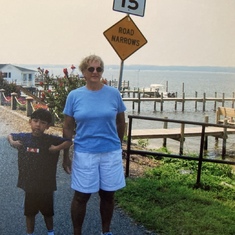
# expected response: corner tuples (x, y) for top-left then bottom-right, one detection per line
(142, 84), (176, 98)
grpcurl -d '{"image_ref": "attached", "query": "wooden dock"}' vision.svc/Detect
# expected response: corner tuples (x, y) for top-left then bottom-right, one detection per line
(131, 126), (235, 140)
(122, 91), (235, 112)
(128, 118), (235, 156)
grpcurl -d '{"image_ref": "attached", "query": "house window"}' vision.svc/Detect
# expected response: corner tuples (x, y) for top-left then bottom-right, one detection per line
(23, 74), (27, 81)
(2, 72), (7, 78)
(8, 72), (11, 78)
(28, 74), (32, 81)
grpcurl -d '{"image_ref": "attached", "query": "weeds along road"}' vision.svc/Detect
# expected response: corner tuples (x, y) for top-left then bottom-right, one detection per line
(0, 106), (155, 235)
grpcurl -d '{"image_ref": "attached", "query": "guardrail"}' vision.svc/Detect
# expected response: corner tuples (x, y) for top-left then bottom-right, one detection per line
(125, 115), (235, 187)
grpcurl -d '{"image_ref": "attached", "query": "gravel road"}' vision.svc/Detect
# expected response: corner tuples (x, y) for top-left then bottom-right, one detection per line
(0, 106), (155, 235)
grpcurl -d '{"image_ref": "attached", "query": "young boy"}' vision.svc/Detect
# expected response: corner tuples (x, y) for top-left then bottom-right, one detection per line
(8, 108), (72, 235)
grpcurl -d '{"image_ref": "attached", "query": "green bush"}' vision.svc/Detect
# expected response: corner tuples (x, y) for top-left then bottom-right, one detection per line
(0, 74), (19, 96)
(38, 69), (86, 120)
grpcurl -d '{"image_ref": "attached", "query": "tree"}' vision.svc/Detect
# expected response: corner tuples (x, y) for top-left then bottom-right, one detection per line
(0, 72), (19, 96)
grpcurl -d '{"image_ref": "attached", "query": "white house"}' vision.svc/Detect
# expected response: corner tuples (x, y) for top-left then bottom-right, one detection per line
(0, 64), (36, 88)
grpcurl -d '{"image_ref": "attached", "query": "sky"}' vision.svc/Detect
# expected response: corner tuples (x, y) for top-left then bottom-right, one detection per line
(1, 0), (235, 67)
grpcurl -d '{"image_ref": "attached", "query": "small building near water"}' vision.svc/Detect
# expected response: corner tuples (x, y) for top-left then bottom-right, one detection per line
(0, 64), (36, 88)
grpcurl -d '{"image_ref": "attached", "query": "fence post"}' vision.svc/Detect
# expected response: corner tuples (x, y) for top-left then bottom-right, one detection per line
(137, 92), (141, 113)
(154, 101), (156, 111)
(0, 89), (5, 105)
(26, 96), (34, 117)
(163, 117), (168, 147)
(203, 93), (206, 111)
(195, 91), (198, 110)
(204, 115), (209, 151)
(160, 93), (164, 111)
(182, 92), (185, 111)
(214, 92), (217, 110)
(222, 93), (225, 107)
(179, 123), (185, 155)
(11, 92), (17, 110)
(222, 119), (228, 159)
(175, 99), (177, 110)
(232, 92), (235, 108)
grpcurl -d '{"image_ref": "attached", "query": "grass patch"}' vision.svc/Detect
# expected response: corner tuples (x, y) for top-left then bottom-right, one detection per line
(116, 157), (235, 235)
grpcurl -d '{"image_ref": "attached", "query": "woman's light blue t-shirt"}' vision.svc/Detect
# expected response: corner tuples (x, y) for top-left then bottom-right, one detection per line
(63, 85), (126, 153)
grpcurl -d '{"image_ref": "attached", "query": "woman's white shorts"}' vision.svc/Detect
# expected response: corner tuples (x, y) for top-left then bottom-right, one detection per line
(71, 149), (126, 193)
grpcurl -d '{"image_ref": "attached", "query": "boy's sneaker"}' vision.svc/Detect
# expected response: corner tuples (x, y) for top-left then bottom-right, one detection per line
(48, 230), (54, 235)
(101, 232), (113, 235)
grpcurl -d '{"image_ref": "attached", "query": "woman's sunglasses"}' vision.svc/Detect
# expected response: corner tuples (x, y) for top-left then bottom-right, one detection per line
(87, 67), (103, 73)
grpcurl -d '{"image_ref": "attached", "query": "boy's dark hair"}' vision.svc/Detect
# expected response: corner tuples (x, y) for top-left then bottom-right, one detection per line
(30, 108), (52, 124)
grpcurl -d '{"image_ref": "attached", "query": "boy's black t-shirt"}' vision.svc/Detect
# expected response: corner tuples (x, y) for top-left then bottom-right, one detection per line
(11, 133), (67, 193)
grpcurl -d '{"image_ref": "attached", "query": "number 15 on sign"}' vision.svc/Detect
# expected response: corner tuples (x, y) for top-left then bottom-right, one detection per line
(113, 0), (146, 17)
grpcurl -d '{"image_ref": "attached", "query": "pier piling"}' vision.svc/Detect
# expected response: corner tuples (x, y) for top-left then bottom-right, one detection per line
(121, 90), (235, 113)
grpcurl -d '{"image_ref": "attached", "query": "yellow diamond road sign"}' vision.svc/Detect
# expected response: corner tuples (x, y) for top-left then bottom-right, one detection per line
(103, 15), (147, 61)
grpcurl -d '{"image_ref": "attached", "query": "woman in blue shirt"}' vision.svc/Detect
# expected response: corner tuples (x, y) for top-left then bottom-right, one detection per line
(63, 55), (126, 235)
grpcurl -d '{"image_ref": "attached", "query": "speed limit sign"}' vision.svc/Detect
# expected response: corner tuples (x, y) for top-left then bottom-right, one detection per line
(113, 0), (146, 17)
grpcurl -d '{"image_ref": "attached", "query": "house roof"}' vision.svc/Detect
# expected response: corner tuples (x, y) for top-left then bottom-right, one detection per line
(0, 64), (36, 72)
(0, 64), (7, 69)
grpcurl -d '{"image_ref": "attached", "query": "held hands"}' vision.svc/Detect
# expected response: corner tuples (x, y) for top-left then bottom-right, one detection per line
(63, 159), (72, 174)
(62, 153), (72, 174)
(49, 145), (72, 174)
(49, 145), (59, 153)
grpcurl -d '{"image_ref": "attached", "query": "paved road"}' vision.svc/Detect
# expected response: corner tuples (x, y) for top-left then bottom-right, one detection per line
(0, 108), (155, 235)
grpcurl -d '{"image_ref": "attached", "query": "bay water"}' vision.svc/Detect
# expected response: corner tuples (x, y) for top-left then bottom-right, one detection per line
(24, 64), (235, 156)
(104, 67), (235, 156)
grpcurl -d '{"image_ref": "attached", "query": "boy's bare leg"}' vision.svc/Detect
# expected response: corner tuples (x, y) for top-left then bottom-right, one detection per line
(71, 191), (91, 235)
(44, 215), (53, 231)
(26, 215), (35, 234)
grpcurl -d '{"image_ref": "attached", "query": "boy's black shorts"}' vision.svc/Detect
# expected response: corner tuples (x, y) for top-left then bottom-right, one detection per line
(24, 192), (54, 217)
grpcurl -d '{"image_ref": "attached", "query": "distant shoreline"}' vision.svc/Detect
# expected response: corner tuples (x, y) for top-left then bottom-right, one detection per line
(16, 64), (235, 74)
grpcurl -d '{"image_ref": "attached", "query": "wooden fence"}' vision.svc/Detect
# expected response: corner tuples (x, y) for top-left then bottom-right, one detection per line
(0, 89), (56, 125)
(125, 115), (235, 186)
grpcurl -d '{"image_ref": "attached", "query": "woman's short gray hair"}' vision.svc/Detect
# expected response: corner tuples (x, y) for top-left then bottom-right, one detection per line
(79, 55), (104, 72)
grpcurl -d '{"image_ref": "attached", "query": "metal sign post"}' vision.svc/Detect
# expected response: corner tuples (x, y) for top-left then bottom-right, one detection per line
(118, 60), (124, 91)
(104, 0), (147, 90)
